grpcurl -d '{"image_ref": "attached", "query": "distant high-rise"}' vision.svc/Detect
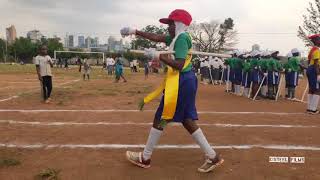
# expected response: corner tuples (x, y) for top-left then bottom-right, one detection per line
(85, 36), (99, 48)
(92, 37), (99, 47)
(27, 30), (43, 43)
(78, 36), (85, 48)
(252, 44), (260, 51)
(85, 37), (92, 48)
(6, 25), (17, 44)
(68, 35), (74, 48)
(108, 36), (123, 52)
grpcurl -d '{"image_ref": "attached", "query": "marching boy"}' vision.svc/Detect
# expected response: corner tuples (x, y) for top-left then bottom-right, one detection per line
(121, 9), (224, 173)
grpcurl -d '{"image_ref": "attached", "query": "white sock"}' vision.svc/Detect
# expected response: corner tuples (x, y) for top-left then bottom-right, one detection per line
(243, 88), (249, 97)
(311, 95), (320, 111)
(143, 127), (163, 160)
(261, 86), (267, 96)
(308, 94), (312, 110)
(237, 85), (241, 94)
(192, 128), (216, 159)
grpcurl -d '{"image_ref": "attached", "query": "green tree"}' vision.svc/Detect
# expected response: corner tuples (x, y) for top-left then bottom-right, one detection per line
(189, 18), (238, 52)
(47, 38), (64, 58)
(298, 0), (320, 46)
(131, 25), (167, 49)
(0, 39), (6, 62)
(8, 37), (37, 63)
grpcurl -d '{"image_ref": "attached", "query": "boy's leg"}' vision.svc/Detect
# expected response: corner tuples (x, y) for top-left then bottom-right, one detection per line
(126, 118), (164, 168)
(307, 94), (312, 111)
(47, 76), (52, 99)
(41, 77), (47, 101)
(142, 118), (164, 160)
(292, 86), (296, 99)
(120, 75), (127, 82)
(83, 74), (86, 80)
(311, 94), (320, 112)
(182, 119), (223, 173)
(182, 119), (216, 158)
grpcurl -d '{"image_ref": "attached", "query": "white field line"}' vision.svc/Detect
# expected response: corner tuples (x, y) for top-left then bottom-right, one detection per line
(0, 120), (317, 128)
(0, 86), (11, 90)
(0, 79), (80, 102)
(0, 109), (308, 115)
(8, 82), (39, 84)
(0, 96), (19, 102)
(0, 143), (319, 151)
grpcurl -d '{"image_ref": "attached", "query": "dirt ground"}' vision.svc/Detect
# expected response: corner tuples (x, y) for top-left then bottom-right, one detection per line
(0, 64), (319, 180)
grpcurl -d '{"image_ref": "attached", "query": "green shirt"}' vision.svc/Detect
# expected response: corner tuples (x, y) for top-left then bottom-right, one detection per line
(242, 60), (251, 72)
(165, 33), (192, 72)
(250, 58), (259, 70)
(259, 58), (269, 71)
(233, 58), (242, 69)
(267, 58), (282, 71)
(288, 57), (301, 72)
(229, 58), (236, 69)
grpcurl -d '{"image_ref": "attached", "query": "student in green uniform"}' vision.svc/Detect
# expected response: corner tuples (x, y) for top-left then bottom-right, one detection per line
(242, 54), (252, 97)
(267, 51), (282, 100)
(287, 49), (301, 100)
(259, 52), (269, 98)
(233, 53), (243, 95)
(250, 51), (262, 99)
(283, 53), (292, 98)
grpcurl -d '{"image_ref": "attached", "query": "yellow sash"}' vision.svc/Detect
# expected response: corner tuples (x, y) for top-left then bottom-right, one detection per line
(143, 50), (192, 120)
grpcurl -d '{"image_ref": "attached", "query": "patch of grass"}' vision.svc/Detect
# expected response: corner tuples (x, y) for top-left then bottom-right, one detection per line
(35, 168), (60, 180)
(0, 158), (21, 168)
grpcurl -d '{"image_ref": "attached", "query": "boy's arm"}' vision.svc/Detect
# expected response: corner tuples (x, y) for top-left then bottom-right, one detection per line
(36, 65), (42, 81)
(136, 30), (167, 43)
(48, 56), (54, 68)
(35, 57), (42, 81)
(121, 27), (167, 43)
(159, 54), (185, 71)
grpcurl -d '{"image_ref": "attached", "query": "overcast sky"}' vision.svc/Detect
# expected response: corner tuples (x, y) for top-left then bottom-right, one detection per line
(0, 0), (312, 55)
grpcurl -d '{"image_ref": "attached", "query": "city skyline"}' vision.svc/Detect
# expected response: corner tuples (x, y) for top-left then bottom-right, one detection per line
(0, 0), (313, 55)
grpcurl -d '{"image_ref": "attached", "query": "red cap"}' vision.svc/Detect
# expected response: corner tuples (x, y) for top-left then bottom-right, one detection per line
(308, 34), (320, 39)
(159, 9), (192, 26)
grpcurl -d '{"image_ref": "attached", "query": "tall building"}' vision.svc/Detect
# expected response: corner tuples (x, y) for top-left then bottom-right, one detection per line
(6, 25), (17, 44)
(252, 44), (261, 51)
(85, 37), (92, 48)
(78, 36), (85, 48)
(108, 36), (123, 52)
(27, 30), (43, 43)
(68, 35), (74, 48)
(92, 37), (99, 47)
(85, 37), (99, 48)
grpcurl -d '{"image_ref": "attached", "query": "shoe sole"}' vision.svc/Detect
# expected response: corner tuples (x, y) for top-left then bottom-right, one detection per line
(126, 151), (151, 169)
(198, 158), (224, 173)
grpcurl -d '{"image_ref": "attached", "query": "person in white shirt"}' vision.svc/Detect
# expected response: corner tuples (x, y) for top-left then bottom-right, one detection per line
(130, 61), (134, 72)
(133, 59), (138, 72)
(209, 57), (220, 85)
(106, 57), (115, 75)
(204, 57), (211, 84)
(200, 58), (206, 82)
(35, 45), (54, 103)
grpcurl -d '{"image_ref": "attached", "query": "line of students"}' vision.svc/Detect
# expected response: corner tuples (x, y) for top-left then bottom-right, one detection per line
(223, 46), (320, 114)
(198, 56), (225, 85)
(224, 49), (302, 101)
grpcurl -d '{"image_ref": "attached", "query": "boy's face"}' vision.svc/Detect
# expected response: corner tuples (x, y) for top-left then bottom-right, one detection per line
(40, 46), (48, 55)
(313, 37), (320, 47)
(168, 20), (176, 38)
